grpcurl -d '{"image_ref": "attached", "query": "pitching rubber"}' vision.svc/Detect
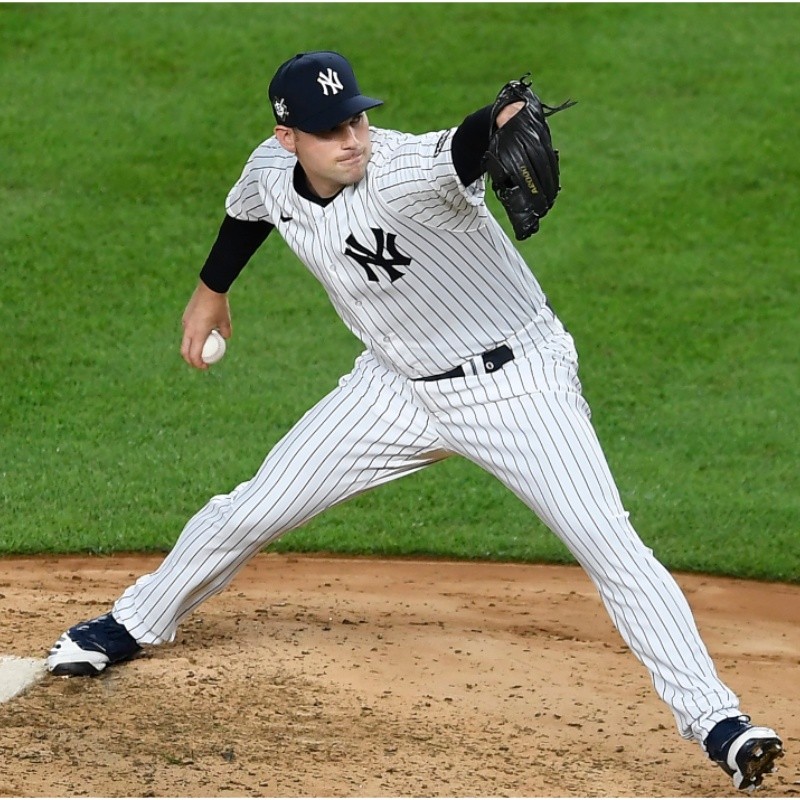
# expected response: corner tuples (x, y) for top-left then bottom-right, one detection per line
(0, 655), (47, 703)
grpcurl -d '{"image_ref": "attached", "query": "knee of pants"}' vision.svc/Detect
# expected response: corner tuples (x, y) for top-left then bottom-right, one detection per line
(199, 475), (336, 548)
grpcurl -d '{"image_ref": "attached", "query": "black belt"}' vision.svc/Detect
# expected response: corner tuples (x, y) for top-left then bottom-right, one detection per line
(416, 344), (515, 382)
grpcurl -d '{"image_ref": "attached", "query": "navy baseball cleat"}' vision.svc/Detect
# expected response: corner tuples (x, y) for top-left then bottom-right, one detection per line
(47, 613), (141, 676)
(704, 715), (783, 792)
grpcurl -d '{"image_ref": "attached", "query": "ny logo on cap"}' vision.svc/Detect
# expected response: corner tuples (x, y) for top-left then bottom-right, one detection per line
(317, 68), (344, 96)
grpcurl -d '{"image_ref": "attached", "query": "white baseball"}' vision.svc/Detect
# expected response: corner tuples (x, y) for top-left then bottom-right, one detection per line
(201, 330), (227, 365)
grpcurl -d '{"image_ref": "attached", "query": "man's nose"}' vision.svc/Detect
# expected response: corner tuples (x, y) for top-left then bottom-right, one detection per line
(342, 126), (359, 146)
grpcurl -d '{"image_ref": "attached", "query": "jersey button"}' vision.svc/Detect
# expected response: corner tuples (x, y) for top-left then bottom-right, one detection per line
(355, 300), (363, 307)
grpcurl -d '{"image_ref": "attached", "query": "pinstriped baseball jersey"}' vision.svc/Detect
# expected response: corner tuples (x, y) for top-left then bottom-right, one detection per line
(225, 127), (548, 378)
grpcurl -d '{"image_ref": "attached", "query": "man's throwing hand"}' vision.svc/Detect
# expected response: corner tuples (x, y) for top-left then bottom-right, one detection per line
(181, 282), (232, 370)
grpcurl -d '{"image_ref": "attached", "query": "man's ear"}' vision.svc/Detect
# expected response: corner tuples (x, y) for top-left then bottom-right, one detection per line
(275, 126), (297, 154)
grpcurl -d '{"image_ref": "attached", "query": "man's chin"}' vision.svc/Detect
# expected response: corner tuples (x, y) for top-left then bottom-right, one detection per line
(340, 164), (367, 186)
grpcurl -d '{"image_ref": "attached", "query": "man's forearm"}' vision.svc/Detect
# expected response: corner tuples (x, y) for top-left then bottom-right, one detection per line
(199, 215), (274, 293)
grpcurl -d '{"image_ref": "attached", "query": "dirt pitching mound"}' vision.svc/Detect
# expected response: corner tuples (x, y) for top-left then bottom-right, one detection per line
(0, 554), (797, 797)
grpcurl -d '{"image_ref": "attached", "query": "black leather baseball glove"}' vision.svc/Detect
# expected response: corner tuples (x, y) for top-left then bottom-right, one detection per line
(483, 74), (576, 240)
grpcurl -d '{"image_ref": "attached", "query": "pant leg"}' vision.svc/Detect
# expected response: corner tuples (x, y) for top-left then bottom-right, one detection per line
(413, 332), (740, 742)
(114, 355), (446, 645)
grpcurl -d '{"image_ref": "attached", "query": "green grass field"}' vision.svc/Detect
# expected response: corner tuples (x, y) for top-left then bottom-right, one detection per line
(1, 3), (798, 582)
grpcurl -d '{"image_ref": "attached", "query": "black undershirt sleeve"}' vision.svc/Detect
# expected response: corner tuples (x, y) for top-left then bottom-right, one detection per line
(451, 105), (493, 188)
(198, 215), (274, 293)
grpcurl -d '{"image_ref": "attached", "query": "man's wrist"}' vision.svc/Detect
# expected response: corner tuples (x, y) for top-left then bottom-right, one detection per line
(452, 105), (493, 187)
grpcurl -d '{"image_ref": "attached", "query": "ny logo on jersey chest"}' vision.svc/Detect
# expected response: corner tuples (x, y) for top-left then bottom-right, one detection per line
(344, 228), (411, 283)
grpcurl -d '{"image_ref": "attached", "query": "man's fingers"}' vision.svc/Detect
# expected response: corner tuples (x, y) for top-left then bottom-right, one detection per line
(181, 332), (209, 370)
(496, 101), (525, 128)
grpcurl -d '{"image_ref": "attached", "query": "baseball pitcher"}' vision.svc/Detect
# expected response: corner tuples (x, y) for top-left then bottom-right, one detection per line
(47, 51), (783, 792)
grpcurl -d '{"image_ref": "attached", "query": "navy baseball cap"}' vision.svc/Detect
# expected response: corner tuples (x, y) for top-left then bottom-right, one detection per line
(268, 51), (383, 133)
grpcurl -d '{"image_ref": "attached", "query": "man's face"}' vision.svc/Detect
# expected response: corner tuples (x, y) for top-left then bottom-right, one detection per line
(276, 112), (372, 198)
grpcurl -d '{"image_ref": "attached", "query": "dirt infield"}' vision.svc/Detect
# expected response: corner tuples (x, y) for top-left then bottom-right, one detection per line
(0, 554), (797, 798)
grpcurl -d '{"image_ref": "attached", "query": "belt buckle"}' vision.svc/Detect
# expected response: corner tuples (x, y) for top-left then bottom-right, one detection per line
(482, 344), (513, 374)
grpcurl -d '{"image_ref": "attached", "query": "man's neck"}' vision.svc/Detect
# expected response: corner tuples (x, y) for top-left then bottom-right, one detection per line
(293, 163), (341, 206)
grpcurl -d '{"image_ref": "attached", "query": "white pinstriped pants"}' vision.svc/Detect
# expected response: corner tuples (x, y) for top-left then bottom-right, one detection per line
(113, 308), (740, 742)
